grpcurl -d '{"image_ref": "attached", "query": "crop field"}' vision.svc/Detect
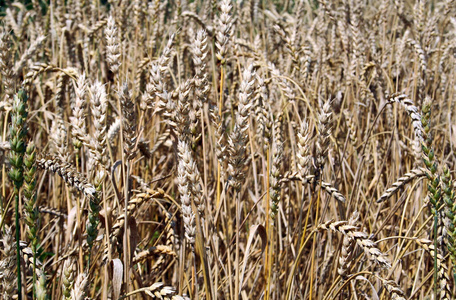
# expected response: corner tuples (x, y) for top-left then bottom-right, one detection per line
(0, 0), (455, 299)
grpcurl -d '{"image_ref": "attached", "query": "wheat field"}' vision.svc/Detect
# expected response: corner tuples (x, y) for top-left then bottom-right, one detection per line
(0, 0), (456, 299)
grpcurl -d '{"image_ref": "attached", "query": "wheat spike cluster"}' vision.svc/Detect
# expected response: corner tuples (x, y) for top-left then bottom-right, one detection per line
(1, 0), (456, 299)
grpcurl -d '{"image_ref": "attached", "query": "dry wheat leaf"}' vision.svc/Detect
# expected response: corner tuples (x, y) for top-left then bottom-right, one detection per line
(111, 258), (123, 300)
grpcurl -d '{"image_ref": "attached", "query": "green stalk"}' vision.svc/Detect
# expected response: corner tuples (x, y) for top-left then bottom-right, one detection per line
(434, 213), (438, 297)
(14, 193), (21, 300)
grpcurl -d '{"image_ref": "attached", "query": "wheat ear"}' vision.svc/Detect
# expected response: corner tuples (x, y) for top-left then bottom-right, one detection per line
(70, 272), (89, 300)
(35, 269), (47, 300)
(133, 245), (176, 265)
(88, 81), (108, 170)
(337, 211), (359, 279)
(228, 64), (254, 190)
(416, 238), (452, 299)
(36, 156), (97, 198)
(106, 15), (121, 74)
(315, 100), (332, 181)
(103, 189), (173, 262)
(318, 219), (391, 268)
(377, 167), (427, 203)
(119, 83), (137, 160)
(178, 139), (196, 246)
(281, 172), (346, 202)
(0, 226), (17, 299)
(13, 35), (46, 76)
(270, 114), (284, 219)
(379, 278), (406, 300)
(120, 282), (189, 300)
(296, 121), (311, 177)
(23, 142), (40, 296)
(215, 0), (233, 63)
(442, 166), (456, 282)
(0, 30), (15, 108)
(70, 73), (88, 150)
(387, 93), (423, 142)
(62, 259), (75, 300)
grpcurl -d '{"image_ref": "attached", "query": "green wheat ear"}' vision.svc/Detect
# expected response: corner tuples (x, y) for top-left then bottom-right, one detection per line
(421, 100), (441, 216)
(8, 89), (28, 300)
(442, 166), (456, 282)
